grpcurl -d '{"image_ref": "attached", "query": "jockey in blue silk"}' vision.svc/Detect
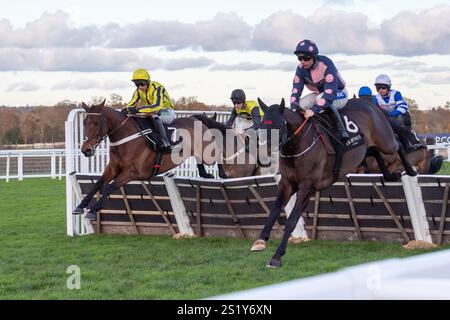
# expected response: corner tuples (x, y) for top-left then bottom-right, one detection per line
(290, 39), (349, 143)
(373, 74), (411, 130)
(358, 86), (377, 104)
(358, 86), (373, 98)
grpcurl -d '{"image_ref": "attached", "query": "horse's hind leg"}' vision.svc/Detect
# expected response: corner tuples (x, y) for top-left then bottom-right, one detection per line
(251, 178), (297, 251)
(367, 147), (401, 181)
(195, 157), (214, 179)
(267, 184), (314, 268)
(73, 164), (115, 214)
(397, 146), (417, 176)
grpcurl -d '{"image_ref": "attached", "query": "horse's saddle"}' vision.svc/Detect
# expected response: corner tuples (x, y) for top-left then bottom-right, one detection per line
(315, 111), (364, 154)
(131, 117), (179, 151)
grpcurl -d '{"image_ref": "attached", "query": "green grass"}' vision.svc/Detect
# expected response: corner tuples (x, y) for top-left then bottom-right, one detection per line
(438, 161), (450, 174)
(0, 178), (448, 300)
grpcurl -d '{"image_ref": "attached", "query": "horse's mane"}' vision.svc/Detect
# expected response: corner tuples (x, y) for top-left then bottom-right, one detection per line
(282, 108), (303, 128)
(192, 114), (228, 135)
(87, 103), (126, 119)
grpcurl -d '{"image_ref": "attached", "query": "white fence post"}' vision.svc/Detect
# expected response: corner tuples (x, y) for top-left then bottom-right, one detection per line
(18, 153), (23, 181)
(65, 119), (75, 236)
(274, 174), (309, 239)
(58, 152), (63, 180)
(164, 175), (195, 236)
(402, 175), (433, 243)
(6, 153), (10, 182)
(51, 152), (56, 179)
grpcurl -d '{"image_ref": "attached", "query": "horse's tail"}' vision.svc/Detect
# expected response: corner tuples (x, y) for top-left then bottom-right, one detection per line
(428, 154), (444, 174)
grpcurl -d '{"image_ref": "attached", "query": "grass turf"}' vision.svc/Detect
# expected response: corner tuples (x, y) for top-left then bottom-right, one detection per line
(0, 178), (448, 299)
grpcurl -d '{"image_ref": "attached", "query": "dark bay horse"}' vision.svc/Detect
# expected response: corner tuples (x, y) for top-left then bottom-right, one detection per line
(356, 94), (444, 174)
(192, 114), (279, 178)
(359, 147), (444, 174)
(72, 101), (217, 220)
(251, 97), (417, 268)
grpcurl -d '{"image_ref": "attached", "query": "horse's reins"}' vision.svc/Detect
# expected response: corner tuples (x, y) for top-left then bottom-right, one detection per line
(279, 110), (333, 158)
(85, 113), (130, 149)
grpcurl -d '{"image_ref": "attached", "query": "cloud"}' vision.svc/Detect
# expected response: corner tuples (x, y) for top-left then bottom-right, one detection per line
(210, 62), (265, 71)
(51, 79), (131, 90)
(210, 60), (296, 71)
(0, 48), (213, 72)
(421, 74), (450, 85)
(0, 6), (448, 71)
(52, 79), (99, 90)
(324, 0), (354, 6)
(6, 82), (42, 91)
(380, 5), (450, 56)
(0, 11), (102, 48)
(164, 57), (214, 70)
(102, 80), (130, 90)
(252, 6), (450, 56)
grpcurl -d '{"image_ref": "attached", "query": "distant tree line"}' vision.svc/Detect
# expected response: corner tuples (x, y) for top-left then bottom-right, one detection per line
(0, 94), (449, 148)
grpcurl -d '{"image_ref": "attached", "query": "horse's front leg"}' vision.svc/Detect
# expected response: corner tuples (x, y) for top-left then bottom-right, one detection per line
(267, 183), (314, 268)
(251, 178), (297, 251)
(73, 164), (116, 214)
(85, 171), (132, 220)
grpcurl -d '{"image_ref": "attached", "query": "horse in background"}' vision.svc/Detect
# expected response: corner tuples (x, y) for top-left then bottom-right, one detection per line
(251, 97), (417, 268)
(359, 148), (444, 174)
(73, 100), (217, 220)
(192, 113), (278, 178)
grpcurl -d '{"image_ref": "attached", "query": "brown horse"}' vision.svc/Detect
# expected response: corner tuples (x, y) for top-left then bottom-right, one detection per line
(250, 97), (417, 268)
(193, 113), (278, 178)
(358, 147), (444, 174)
(356, 94), (444, 175)
(72, 101), (216, 220)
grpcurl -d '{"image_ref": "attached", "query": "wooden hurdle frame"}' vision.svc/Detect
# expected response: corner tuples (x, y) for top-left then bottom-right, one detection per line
(68, 172), (450, 245)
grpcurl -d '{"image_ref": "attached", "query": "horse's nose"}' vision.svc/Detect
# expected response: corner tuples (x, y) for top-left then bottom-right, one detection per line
(82, 148), (94, 157)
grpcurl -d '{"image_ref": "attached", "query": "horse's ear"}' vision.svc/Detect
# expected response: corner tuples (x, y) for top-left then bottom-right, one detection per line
(258, 97), (269, 113)
(100, 98), (106, 107)
(81, 102), (89, 111)
(279, 98), (285, 113)
(212, 112), (217, 121)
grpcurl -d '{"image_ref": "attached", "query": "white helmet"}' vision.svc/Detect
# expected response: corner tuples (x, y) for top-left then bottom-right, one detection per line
(374, 74), (392, 87)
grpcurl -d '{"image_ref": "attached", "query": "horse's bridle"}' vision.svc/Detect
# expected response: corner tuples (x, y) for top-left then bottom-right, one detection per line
(85, 113), (130, 149)
(278, 117), (321, 158)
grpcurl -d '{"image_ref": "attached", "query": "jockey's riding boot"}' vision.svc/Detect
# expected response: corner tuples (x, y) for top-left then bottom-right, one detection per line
(153, 116), (173, 154)
(329, 105), (350, 144)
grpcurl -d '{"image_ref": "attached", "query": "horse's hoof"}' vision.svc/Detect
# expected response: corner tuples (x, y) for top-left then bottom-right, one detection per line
(250, 239), (266, 251)
(86, 212), (97, 221)
(266, 258), (281, 268)
(406, 168), (418, 177)
(385, 171), (401, 182)
(72, 207), (84, 215)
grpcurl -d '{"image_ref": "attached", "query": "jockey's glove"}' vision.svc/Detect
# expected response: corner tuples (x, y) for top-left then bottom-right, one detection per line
(311, 104), (321, 113)
(290, 103), (300, 112)
(125, 107), (138, 115)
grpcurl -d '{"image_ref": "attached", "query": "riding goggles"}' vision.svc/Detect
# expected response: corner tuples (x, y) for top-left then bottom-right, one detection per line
(375, 84), (390, 91)
(297, 54), (313, 62)
(134, 81), (148, 87)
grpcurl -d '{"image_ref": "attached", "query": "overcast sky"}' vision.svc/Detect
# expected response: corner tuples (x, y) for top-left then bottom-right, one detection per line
(1, 0), (449, 109)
